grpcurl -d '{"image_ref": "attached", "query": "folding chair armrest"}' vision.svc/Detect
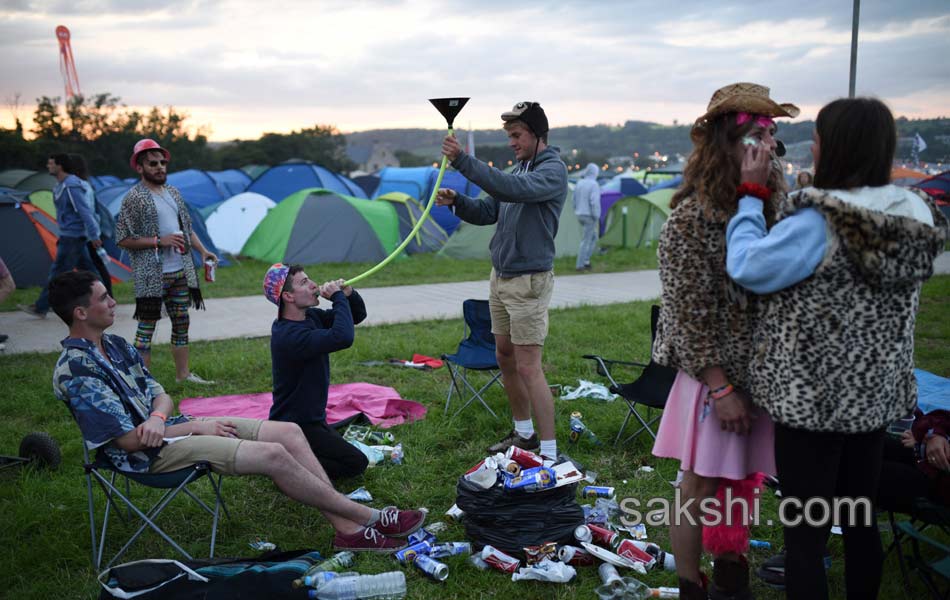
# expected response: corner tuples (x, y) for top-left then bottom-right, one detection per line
(897, 520), (950, 554)
(582, 355), (648, 388)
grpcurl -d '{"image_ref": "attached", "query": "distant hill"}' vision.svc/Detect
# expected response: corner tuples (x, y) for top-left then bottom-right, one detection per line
(346, 117), (950, 165)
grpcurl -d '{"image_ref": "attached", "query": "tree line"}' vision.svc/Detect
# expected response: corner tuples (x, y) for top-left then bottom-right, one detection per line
(0, 93), (355, 178)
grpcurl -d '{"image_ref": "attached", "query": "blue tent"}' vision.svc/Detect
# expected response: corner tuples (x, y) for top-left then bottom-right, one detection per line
(247, 162), (367, 202)
(208, 169), (252, 197)
(89, 175), (122, 190)
(373, 167), (484, 235)
(101, 183), (135, 216)
(647, 175), (683, 192)
(166, 169), (226, 209)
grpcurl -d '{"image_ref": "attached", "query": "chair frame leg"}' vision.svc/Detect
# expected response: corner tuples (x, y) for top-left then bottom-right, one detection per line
(444, 363), (500, 418)
(615, 404), (660, 446)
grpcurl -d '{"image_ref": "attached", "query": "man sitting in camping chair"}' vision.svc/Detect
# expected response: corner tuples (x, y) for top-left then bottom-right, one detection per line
(49, 271), (425, 553)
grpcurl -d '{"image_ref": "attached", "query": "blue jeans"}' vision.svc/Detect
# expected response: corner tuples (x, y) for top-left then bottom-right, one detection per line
(35, 236), (100, 314)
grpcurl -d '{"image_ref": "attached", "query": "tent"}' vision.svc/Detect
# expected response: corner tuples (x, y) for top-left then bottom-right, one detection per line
(373, 166), (484, 235)
(89, 175), (122, 190)
(915, 170), (950, 199)
(241, 164), (269, 180)
(353, 174), (380, 197)
(14, 171), (57, 192)
(166, 169), (226, 209)
(0, 169), (36, 189)
(599, 189), (674, 249)
(101, 183), (135, 216)
(376, 192), (448, 254)
(208, 169), (252, 198)
(891, 166), (927, 186)
(247, 162), (368, 202)
(438, 187), (582, 259)
(204, 192), (276, 255)
(241, 188), (401, 264)
(0, 190), (131, 287)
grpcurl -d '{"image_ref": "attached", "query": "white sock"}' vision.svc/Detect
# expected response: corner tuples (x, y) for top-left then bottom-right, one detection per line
(540, 439), (557, 460)
(365, 508), (382, 527)
(514, 419), (535, 439)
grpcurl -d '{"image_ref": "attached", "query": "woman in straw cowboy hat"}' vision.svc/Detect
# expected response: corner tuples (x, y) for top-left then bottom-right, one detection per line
(651, 82), (798, 600)
(726, 97), (947, 599)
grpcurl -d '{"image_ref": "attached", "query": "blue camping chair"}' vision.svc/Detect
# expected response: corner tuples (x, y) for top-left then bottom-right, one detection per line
(83, 443), (229, 570)
(442, 299), (503, 418)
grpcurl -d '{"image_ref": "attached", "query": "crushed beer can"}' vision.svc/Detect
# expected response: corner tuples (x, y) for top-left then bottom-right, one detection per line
(503, 466), (557, 493)
(426, 521), (448, 534)
(506, 446), (544, 469)
(413, 553), (449, 582)
(407, 527), (437, 546)
(558, 544), (595, 567)
(394, 539), (432, 564)
(469, 555), (491, 570)
(587, 524), (620, 549)
(344, 487), (373, 502)
(523, 542), (558, 565)
(582, 485), (616, 499)
(445, 504), (465, 521)
(430, 542), (472, 559)
(615, 539), (657, 570)
(480, 545), (520, 573)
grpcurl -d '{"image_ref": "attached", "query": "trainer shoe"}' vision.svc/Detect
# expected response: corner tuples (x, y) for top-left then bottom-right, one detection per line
(177, 372), (215, 385)
(373, 506), (426, 538)
(17, 304), (46, 318)
(332, 526), (406, 553)
(487, 429), (540, 454)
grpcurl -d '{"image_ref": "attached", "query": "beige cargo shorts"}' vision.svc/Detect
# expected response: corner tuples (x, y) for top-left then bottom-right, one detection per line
(488, 268), (555, 346)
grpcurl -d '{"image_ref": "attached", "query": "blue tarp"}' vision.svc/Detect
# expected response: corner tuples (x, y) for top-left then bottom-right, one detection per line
(916, 369), (950, 415)
(248, 162), (367, 202)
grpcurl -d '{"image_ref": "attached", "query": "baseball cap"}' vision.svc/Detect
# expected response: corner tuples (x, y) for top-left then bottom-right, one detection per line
(130, 139), (171, 170)
(263, 263), (290, 308)
(501, 101), (549, 138)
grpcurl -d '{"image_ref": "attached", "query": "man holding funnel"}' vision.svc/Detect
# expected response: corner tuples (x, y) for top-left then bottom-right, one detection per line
(437, 101), (567, 460)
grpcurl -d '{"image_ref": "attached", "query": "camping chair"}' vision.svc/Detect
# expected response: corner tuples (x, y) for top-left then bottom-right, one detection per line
(886, 498), (950, 599)
(582, 304), (676, 446)
(441, 299), (503, 418)
(83, 443), (229, 570)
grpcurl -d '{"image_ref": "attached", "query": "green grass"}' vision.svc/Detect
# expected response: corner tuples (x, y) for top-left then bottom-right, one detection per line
(0, 278), (947, 599)
(0, 247), (659, 311)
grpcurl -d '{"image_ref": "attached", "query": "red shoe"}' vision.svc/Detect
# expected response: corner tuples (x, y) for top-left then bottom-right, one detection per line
(373, 506), (427, 538)
(332, 526), (407, 554)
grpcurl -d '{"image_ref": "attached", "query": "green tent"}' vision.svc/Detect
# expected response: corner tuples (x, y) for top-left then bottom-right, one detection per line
(27, 190), (55, 216)
(241, 188), (402, 264)
(438, 186), (583, 259)
(599, 189), (674, 249)
(376, 192), (448, 254)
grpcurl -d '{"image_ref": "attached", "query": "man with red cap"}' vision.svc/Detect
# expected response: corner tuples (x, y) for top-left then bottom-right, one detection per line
(116, 139), (217, 384)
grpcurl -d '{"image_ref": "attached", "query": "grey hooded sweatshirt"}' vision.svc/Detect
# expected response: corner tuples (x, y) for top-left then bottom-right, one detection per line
(573, 163), (601, 218)
(450, 146), (568, 277)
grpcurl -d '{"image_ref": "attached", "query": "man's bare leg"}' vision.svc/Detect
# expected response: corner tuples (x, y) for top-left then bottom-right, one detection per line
(171, 345), (190, 381)
(512, 343), (554, 440)
(257, 420), (331, 485)
(234, 440), (369, 534)
(495, 334), (531, 421)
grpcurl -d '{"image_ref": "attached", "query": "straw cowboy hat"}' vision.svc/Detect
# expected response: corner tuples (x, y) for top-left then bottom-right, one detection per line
(692, 82), (799, 141)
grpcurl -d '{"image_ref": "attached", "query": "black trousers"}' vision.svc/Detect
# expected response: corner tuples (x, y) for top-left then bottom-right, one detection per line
(878, 435), (931, 514)
(299, 420), (368, 481)
(775, 423), (885, 600)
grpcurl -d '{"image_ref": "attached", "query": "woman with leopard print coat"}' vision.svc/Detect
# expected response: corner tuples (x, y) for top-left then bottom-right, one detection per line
(726, 97), (947, 600)
(651, 82), (798, 600)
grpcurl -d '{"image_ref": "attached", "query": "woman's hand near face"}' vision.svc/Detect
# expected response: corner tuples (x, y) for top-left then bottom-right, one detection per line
(740, 142), (772, 187)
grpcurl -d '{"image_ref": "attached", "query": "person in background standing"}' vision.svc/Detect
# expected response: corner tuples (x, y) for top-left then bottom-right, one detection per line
(66, 153), (113, 297)
(574, 162), (601, 271)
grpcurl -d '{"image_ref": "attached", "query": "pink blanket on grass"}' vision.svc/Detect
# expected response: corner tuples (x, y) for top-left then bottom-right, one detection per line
(178, 383), (427, 428)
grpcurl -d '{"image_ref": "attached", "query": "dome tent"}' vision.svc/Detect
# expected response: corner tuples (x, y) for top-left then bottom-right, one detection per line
(375, 192), (448, 254)
(241, 188), (402, 264)
(599, 189), (674, 249)
(248, 162), (367, 202)
(204, 192), (276, 255)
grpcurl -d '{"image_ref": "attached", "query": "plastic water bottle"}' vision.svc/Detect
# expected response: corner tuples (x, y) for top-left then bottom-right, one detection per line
(292, 551), (356, 588)
(95, 246), (108, 260)
(307, 571), (406, 599)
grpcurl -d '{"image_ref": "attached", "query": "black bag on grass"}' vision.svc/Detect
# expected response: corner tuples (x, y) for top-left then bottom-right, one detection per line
(456, 477), (584, 558)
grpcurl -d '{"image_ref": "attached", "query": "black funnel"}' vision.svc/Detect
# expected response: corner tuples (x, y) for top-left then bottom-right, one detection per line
(429, 97), (469, 129)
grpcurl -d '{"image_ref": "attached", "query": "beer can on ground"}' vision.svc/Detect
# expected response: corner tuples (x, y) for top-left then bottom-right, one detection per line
(413, 553), (449, 582)
(582, 485), (616, 499)
(558, 545), (595, 566)
(394, 540), (432, 564)
(480, 545), (520, 573)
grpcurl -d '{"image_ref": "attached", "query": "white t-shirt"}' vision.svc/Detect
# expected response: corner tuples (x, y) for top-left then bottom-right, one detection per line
(151, 188), (184, 273)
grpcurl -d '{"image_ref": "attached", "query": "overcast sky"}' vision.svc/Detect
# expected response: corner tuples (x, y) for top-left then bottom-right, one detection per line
(1, 0), (948, 140)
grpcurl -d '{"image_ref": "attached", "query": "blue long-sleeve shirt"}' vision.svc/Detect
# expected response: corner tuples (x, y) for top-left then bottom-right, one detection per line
(726, 196), (827, 294)
(269, 290), (367, 424)
(55, 174), (100, 240)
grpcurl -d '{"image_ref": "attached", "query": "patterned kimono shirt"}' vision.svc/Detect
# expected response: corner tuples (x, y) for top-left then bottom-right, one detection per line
(53, 334), (187, 472)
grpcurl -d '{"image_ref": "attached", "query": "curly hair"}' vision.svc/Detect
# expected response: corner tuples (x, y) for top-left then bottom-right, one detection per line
(673, 113), (787, 225)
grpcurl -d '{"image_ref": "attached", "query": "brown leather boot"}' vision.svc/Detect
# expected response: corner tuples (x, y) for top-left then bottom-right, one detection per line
(709, 555), (753, 600)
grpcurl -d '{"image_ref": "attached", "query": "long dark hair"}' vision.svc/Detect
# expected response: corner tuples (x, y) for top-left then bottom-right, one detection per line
(813, 97), (895, 190)
(673, 113), (786, 222)
(65, 153), (90, 181)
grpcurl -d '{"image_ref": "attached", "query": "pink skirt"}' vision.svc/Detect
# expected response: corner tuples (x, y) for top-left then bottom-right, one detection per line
(652, 371), (775, 480)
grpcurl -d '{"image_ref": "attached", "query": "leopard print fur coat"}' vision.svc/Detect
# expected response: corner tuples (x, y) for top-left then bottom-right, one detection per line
(748, 187), (947, 433)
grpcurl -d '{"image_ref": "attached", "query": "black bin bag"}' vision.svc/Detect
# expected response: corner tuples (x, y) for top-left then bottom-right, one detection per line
(456, 476), (585, 558)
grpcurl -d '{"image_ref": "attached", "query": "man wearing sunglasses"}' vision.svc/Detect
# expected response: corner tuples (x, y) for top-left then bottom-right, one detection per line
(116, 139), (217, 385)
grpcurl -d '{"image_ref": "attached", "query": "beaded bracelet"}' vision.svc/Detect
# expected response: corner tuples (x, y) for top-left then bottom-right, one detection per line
(736, 182), (772, 202)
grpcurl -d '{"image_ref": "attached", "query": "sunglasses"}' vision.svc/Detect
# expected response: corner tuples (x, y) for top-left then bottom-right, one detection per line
(146, 159), (168, 167)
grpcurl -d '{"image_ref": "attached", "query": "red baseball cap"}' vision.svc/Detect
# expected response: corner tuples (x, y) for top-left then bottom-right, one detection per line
(130, 139), (171, 170)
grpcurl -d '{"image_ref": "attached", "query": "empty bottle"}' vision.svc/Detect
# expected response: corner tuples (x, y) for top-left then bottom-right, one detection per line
(95, 245), (108, 260)
(292, 551), (356, 588)
(307, 571), (406, 599)
(569, 412), (602, 445)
